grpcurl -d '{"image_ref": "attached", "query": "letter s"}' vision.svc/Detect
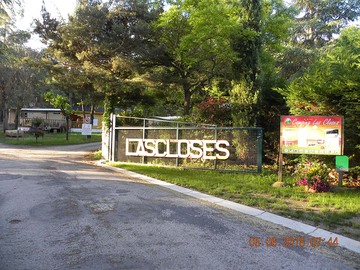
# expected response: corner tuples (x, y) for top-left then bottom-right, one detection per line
(144, 139), (156, 156)
(189, 140), (203, 159)
(215, 140), (230, 160)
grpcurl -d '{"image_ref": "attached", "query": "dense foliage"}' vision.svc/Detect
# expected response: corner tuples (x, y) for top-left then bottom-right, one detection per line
(280, 27), (360, 164)
(1, 0), (359, 167)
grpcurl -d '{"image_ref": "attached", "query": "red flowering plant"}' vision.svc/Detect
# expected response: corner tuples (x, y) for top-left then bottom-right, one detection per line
(293, 159), (331, 192)
(192, 96), (232, 126)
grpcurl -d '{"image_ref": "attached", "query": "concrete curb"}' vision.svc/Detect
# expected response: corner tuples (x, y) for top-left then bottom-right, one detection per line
(97, 161), (360, 254)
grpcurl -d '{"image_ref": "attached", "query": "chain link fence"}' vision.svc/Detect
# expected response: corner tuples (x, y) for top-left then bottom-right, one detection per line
(106, 115), (263, 173)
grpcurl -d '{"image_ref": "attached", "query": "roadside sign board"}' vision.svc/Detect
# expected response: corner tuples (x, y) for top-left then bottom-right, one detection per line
(82, 124), (92, 136)
(280, 116), (343, 155)
(336, 156), (349, 172)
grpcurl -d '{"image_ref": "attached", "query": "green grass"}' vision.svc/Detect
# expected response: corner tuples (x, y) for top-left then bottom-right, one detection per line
(0, 131), (102, 146)
(111, 162), (360, 241)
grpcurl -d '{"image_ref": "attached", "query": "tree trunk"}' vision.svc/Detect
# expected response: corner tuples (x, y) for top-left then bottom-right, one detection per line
(15, 107), (21, 129)
(1, 80), (9, 131)
(81, 99), (86, 120)
(65, 117), (70, 141)
(90, 104), (95, 125)
(183, 85), (192, 116)
(2, 107), (9, 132)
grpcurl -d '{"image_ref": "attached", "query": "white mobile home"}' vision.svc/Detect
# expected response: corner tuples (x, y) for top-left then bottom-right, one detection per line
(20, 108), (66, 131)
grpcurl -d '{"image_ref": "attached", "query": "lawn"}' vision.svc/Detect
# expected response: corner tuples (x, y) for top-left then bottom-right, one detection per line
(111, 163), (360, 241)
(0, 131), (102, 146)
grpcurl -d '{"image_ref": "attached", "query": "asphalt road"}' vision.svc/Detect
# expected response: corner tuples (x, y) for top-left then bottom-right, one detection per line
(0, 142), (359, 270)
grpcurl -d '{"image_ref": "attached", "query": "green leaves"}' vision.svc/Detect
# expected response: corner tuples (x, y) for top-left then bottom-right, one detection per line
(283, 27), (360, 161)
(35, 1), (161, 120)
(293, 0), (360, 48)
(286, 27), (360, 113)
(151, 0), (244, 114)
(44, 91), (72, 115)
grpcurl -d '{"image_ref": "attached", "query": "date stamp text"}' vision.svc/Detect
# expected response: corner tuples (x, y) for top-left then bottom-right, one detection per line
(248, 236), (339, 248)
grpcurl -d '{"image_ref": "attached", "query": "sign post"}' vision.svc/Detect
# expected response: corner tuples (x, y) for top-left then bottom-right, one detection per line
(277, 144), (283, 183)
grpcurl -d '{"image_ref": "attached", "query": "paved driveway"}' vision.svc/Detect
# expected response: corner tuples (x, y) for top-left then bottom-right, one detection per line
(0, 143), (359, 270)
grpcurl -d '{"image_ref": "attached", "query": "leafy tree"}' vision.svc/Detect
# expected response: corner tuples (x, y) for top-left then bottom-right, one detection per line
(34, 4), (105, 124)
(148, 0), (239, 115)
(0, 0), (44, 131)
(280, 0), (360, 80)
(9, 50), (48, 127)
(282, 27), (360, 164)
(259, 0), (360, 162)
(1, 0), (26, 59)
(44, 90), (73, 140)
(34, 1), (163, 126)
(258, 0), (296, 161)
(0, 45), (40, 131)
(229, 0), (262, 127)
(293, 0), (360, 48)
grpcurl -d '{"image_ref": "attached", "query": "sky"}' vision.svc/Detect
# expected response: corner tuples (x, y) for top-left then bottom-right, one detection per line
(15, 0), (77, 49)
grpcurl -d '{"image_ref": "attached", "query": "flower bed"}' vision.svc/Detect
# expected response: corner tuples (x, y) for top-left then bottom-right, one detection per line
(293, 159), (331, 192)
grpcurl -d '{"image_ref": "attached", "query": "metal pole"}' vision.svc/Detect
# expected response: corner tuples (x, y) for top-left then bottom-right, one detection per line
(176, 123), (179, 167)
(142, 118), (146, 164)
(111, 113), (116, 162)
(108, 113), (112, 161)
(214, 127), (218, 170)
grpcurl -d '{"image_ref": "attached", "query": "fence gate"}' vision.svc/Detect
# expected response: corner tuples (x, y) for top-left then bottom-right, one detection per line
(104, 115), (263, 173)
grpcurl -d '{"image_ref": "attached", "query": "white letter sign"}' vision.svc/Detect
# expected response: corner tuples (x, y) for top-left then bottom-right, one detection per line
(125, 139), (230, 160)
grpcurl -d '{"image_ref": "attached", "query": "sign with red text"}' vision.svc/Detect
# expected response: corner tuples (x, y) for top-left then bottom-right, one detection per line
(280, 116), (343, 155)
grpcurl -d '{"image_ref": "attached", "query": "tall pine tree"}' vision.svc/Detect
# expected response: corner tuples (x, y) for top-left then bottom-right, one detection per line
(230, 0), (262, 127)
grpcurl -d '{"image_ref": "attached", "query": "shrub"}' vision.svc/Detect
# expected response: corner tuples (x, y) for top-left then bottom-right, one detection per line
(191, 96), (232, 126)
(31, 117), (43, 128)
(30, 117), (44, 142)
(293, 159), (331, 192)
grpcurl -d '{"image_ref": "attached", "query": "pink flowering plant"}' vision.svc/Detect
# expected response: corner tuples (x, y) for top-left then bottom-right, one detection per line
(293, 159), (331, 192)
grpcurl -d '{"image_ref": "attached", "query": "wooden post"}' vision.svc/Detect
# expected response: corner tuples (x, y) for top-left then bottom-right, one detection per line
(338, 171), (343, 187)
(278, 147), (283, 182)
(276, 116), (284, 185)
